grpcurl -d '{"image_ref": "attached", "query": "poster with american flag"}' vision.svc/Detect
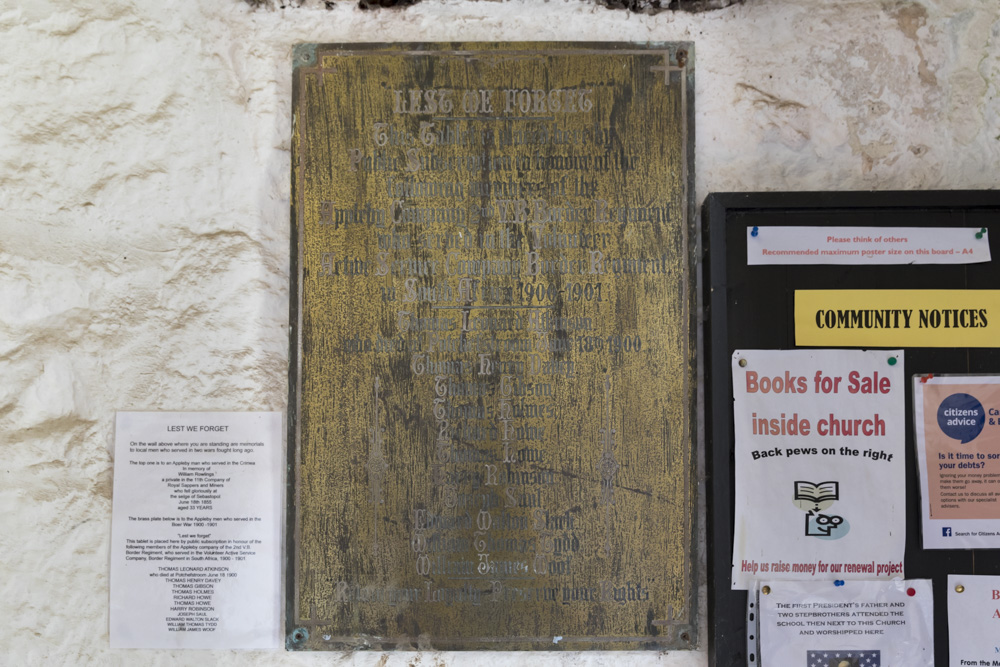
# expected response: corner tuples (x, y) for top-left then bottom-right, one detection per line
(760, 580), (933, 666)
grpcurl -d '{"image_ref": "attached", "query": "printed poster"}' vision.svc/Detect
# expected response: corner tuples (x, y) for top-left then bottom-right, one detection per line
(110, 411), (283, 648)
(760, 579), (934, 666)
(914, 375), (1000, 549)
(947, 574), (1000, 666)
(731, 349), (905, 590)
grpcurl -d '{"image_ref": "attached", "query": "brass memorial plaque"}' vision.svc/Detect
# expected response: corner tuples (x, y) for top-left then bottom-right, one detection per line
(288, 42), (696, 650)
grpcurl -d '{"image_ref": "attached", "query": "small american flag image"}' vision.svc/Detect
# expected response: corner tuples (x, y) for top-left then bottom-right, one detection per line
(807, 650), (881, 667)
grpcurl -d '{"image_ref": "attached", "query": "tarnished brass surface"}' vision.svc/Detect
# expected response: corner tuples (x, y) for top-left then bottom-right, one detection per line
(289, 42), (696, 650)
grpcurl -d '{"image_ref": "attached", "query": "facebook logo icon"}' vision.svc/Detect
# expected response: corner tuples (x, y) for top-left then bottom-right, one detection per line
(943, 527), (953, 537)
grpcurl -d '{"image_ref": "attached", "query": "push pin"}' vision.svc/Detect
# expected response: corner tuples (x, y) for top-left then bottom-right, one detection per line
(834, 580), (845, 587)
(907, 587), (916, 596)
(761, 585), (771, 595)
(751, 226), (759, 237)
(977, 227), (987, 239)
(955, 584), (965, 593)
(887, 357), (897, 366)
(739, 358), (748, 367)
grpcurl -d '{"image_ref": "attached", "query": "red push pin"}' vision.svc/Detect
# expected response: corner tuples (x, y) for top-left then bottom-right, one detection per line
(907, 587), (916, 597)
(920, 374), (934, 384)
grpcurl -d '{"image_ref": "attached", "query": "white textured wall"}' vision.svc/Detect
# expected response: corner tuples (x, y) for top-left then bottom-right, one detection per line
(1, 0), (998, 664)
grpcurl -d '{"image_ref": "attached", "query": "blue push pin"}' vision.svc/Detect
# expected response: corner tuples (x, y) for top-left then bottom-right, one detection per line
(751, 226), (759, 237)
(834, 580), (845, 587)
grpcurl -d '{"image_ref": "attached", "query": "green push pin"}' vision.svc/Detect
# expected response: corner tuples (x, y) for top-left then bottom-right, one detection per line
(977, 227), (987, 239)
(888, 357), (897, 366)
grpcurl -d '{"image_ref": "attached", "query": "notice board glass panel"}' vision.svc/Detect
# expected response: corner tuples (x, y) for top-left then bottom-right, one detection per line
(704, 191), (1000, 667)
(288, 42), (697, 650)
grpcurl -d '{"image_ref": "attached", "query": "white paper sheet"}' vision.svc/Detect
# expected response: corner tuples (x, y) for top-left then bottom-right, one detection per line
(760, 579), (934, 667)
(914, 376), (1000, 549)
(110, 411), (282, 648)
(747, 226), (991, 265)
(731, 349), (906, 590)
(948, 574), (1000, 666)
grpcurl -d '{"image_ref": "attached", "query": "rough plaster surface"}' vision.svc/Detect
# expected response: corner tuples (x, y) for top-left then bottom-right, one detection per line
(1, 0), (998, 664)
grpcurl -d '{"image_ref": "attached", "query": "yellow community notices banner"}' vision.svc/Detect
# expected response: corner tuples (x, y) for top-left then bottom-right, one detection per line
(796, 290), (1000, 347)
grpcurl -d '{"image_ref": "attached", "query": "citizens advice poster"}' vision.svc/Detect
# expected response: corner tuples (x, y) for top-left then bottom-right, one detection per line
(914, 375), (1000, 549)
(731, 349), (905, 590)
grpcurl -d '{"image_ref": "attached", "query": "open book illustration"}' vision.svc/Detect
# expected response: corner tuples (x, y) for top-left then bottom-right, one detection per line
(794, 480), (840, 504)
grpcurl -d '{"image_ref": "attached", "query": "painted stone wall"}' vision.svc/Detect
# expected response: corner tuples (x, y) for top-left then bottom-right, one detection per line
(1, 0), (998, 665)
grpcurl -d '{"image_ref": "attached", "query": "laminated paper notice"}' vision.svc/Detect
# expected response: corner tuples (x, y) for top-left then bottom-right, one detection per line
(747, 226), (991, 265)
(914, 376), (1000, 549)
(731, 349), (905, 590)
(760, 579), (934, 666)
(947, 574), (1000, 666)
(110, 412), (282, 648)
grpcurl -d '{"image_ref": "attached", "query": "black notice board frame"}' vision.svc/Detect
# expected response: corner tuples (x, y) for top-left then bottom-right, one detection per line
(704, 191), (1000, 667)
